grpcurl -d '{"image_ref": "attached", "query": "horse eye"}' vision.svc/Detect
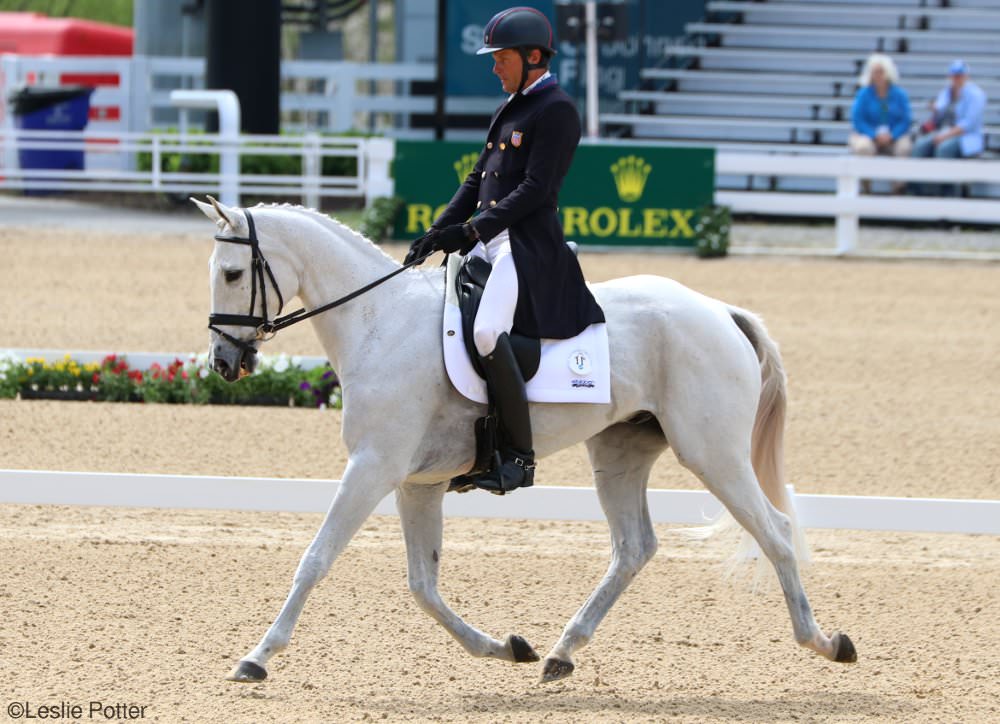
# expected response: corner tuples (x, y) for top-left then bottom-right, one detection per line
(224, 269), (243, 283)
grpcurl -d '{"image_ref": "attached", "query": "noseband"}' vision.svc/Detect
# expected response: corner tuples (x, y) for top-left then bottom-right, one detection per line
(209, 209), (430, 358)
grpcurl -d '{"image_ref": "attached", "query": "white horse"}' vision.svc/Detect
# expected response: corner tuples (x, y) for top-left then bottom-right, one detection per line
(193, 197), (857, 684)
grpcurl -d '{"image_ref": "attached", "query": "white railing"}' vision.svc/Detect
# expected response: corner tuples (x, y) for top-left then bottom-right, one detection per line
(0, 54), (498, 137)
(0, 128), (394, 207)
(716, 153), (1000, 254)
(1, 469), (997, 535)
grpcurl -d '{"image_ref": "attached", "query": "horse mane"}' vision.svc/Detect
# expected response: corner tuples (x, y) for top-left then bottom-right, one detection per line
(249, 202), (400, 267)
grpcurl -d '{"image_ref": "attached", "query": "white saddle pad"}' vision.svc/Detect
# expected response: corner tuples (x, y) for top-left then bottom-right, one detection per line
(442, 254), (610, 405)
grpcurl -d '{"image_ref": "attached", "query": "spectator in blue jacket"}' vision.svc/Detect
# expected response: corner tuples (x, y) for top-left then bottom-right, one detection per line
(849, 54), (912, 160)
(910, 60), (988, 195)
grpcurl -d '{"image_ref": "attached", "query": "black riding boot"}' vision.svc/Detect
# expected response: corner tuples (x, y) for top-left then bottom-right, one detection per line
(474, 333), (535, 494)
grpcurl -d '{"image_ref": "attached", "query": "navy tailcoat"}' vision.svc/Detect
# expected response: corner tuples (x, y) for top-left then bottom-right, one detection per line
(433, 81), (605, 339)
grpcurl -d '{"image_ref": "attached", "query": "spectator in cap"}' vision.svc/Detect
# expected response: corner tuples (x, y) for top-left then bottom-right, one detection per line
(909, 59), (988, 196)
(848, 54), (912, 193)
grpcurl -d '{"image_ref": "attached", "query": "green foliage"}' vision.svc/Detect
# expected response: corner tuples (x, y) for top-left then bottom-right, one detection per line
(359, 196), (405, 242)
(0, 352), (19, 398)
(0, 0), (132, 26)
(136, 130), (366, 179)
(694, 205), (731, 259)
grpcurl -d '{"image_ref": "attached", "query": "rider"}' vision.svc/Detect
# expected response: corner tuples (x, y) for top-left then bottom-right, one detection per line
(405, 6), (605, 493)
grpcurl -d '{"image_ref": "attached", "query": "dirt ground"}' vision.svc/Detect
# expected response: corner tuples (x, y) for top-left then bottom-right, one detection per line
(1, 221), (998, 722)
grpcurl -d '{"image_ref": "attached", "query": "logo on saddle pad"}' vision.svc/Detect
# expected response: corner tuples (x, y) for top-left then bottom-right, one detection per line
(568, 350), (592, 376)
(610, 155), (652, 203)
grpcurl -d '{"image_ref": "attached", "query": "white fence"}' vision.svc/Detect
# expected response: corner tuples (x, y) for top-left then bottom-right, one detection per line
(3, 54), (1000, 244)
(0, 54), (495, 137)
(0, 128), (394, 207)
(1, 469), (997, 535)
(716, 153), (1000, 254)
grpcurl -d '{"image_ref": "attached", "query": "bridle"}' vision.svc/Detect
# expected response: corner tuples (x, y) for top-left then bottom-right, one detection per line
(208, 209), (429, 358)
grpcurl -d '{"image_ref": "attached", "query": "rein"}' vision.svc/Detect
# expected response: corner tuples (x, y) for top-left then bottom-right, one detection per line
(209, 209), (428, 355)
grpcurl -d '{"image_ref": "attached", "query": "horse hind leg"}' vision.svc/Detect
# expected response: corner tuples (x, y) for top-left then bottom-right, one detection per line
(673, 433), (857, 664)
(397, 482), (539, 663)
(541, 418), (667, 682)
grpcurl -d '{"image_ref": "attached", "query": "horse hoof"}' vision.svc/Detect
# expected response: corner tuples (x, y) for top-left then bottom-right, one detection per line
(227, 660), (268, 682)
(540, 657), (574, 682)
(833, 633), (857, 663)
(506, 634), (540, 663)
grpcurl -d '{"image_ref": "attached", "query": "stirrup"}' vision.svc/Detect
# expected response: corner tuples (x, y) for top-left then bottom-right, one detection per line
(472, 451), (535, 496)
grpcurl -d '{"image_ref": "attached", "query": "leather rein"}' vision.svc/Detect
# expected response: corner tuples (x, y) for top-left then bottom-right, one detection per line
(208, 209), (428, 356)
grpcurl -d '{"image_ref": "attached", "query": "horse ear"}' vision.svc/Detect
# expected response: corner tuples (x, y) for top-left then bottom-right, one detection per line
(190, 197), (219, 222)
(206, 195), (236, 228)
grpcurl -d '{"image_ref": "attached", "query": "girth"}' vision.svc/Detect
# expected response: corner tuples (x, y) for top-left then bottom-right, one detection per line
(456, 255), (540, 381)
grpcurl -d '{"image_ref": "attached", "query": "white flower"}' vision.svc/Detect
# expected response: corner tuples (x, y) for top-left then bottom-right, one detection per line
(199, 367), (210, 379)
(272, 354), (290, 374)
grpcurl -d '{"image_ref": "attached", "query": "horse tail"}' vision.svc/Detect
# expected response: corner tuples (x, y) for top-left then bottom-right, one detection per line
(676, 307), (808, 581)
(729, 308), (792, 521)
(729, 307), (809, 566)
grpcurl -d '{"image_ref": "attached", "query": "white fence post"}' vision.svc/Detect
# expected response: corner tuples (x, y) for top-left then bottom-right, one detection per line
(151, 135), (161, 192)
(835, 161), (859, 255)
(169, 89), (241, 207)
(1, 55), (19, 174)
(302, 132), (321, 209)
(364, 137), (395, 207)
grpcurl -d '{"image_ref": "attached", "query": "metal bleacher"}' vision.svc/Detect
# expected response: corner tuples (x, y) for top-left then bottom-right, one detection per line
(603, 0), (1000, 197)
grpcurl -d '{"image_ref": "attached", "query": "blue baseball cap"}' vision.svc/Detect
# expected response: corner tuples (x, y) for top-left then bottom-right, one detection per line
(949, 59), (969, 75)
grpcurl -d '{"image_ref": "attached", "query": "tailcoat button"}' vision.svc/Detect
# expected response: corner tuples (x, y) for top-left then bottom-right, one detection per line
(489, 200), (497, 207)
(499, 143), (506, 150)
(481, 171), (486, 178)
(487, 142), (493, 149)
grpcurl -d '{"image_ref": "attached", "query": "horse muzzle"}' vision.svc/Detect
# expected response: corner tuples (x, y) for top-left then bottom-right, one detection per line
(210, 336), (259, 382)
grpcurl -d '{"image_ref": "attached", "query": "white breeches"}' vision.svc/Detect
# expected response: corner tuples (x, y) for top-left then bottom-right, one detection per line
(467, 230), (519, 357)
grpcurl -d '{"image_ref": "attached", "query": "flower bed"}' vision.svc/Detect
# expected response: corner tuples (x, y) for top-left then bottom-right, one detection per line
(0, 352), (341, 409)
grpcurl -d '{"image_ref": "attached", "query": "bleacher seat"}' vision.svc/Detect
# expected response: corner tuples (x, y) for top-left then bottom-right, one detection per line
(602, 0), (1000, 197)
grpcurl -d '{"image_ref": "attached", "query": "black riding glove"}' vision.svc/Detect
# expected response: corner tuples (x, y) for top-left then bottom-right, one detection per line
(404, 228), (440, 266)
(433, 223), (480, 255)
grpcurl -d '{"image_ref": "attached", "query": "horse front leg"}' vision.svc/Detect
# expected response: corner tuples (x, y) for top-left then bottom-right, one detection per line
(397, 482), (540, 663)
(228, 454), (398, 682)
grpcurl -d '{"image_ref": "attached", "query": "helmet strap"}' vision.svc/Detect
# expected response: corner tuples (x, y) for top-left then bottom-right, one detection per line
(516, 47), (547, 93)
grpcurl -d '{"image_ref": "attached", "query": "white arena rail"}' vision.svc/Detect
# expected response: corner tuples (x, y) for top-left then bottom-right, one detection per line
(0, 469), (996, 536)
(716, 152), (1000, 254)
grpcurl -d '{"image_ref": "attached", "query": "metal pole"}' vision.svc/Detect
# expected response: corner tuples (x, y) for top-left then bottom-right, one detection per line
(585, 1), (598, 138)
(368, 0), (377, 132)
(434, 0), (447, 140)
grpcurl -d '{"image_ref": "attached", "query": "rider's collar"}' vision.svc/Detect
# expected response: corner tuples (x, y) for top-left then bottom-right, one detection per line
(508, 71), (555, 100)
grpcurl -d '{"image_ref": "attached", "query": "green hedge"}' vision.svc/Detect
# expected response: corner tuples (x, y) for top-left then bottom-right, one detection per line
(136, 129), (374, 178)
(0, 352), (341, 409)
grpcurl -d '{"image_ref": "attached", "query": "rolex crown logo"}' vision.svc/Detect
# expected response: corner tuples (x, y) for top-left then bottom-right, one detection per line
(453, 153), (479, 183)
(610, 155), (652, 203)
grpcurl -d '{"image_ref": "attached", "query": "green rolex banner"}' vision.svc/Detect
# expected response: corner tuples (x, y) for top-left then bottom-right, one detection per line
(392, 141), (715, 247)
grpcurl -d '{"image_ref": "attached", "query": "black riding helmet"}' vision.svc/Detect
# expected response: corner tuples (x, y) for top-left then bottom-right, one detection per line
(477, 6), (557, 93)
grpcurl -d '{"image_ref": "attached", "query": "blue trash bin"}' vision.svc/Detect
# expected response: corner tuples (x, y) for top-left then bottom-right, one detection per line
(9, 85), (94, 172)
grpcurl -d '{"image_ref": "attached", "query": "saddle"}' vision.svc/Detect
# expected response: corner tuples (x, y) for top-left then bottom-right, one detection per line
(455, 255), (540, 382)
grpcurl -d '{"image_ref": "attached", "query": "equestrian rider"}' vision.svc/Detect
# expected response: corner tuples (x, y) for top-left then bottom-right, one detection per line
(405, 6), (605, 493)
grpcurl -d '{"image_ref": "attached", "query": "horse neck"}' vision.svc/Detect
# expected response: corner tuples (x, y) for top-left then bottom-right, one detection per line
(274, 210), (437, 377)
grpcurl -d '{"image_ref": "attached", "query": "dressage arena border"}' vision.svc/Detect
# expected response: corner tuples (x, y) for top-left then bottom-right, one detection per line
(1, 469), (997, 535)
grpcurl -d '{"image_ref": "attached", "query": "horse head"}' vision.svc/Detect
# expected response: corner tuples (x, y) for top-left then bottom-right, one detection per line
(193, 196), (301, 382)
